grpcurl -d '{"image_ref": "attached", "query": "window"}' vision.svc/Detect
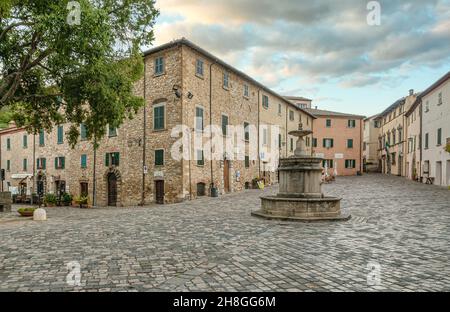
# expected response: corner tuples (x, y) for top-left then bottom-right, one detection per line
(153, 104), (165, 130)
(290, 138), (294, 152)
(348, 120), (356, 128)
(223, 72), (229, 89)
(322, 159), (334, 168)
(289, 110), (294, 121)
(398, 128), (403, 142)
(39, 129), (45, 146)
(80, 182), (88, 197)
(23, 158), (27, 171)
(278, 133), (282, 148)
(6, 138), (11, 150)
(345, 159), (356, 169)
(391, 153), (396, 165)
(196, 150), (204, 166)
(55, 156), (65, 169)
(278, 103), (282, 115)
(425, 101), (429, 112)
(347, 139), (353, 148)
(155, 56), (164, 75)
(195, 107), (204, 131)
(155, 149), (164, 166)
(37, 158), (46, 170)
(262, 95), (269, 109)
(6, 159), (10, 171)
(196, 59), (204, 76)
(438, 92), (442, 105)
(105, 152), (119, 167)
(244, 84), (249, 98)
(312, 138), (317, 148)
(57, 125), (64, 144)
(263, 128), (268, 145)
(80, 124), (87, 140)
(392, 131), (396, 145)
(363, 142), (367, 151)
(306, 136), (310, 147)
(326, 119), (332, 127)
(323, 138), (334, 148)
(221, 114), (228, 136)
(244, 122), (250, 141)
(425, 133), (429, 149)
(23, 134), (27, 148)
(245, 155), (250, 168)
(81, 154), (87, 168)
(108, 125), (117, 137)
(437, 128), (442, 145)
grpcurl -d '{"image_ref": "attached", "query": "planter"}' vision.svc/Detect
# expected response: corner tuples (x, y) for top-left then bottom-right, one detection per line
(17, 208), (36, 217)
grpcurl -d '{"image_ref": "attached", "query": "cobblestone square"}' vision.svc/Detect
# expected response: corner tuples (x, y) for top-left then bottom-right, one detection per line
(1, 174), (449, 292)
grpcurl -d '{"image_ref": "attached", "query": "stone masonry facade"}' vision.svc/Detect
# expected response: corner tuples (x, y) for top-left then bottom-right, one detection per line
(0, 38), (315, 206)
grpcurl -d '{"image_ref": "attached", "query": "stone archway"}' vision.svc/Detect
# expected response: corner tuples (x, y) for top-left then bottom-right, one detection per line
(103, 168), (122, 207)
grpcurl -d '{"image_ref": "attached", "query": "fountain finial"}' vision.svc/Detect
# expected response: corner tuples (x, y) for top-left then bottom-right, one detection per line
(298, 122), (303, 131)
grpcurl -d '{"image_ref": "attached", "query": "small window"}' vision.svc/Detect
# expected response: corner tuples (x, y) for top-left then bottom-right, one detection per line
(244, 84), (249, 97)
(6, 138), (10, 150)
(312, 138), (317, 148)
(347, 139), (353, 148)
(244, 122), (250, 141)
(438, 92), (442, 105)
(223, 72), (229, 89)
(108, 125), (117, 137)
(23, 158), (27, 171)
(195, 107), (204, 132)
(105, 153), (119, 167)
(289, 110), (294, 121)
(290, 138), (294, 152)
(81, 154), (87, 168)
(345, 159), (356, 169)
(278, 133), (282, 149)
(326, 119), (332, 127)
(154, 104), (165, 130)
(23, 134), (28, 148)
(196, 59), (204, 76)
(39, 129), (45, 146)
(155, 149), (164, 166)
(323, 138), (334, 148)
(245, 155), (250, 168)
(155, 56), (164, 75)
(437, 128), (442, 145)
(322, 159), (334, 168)
(57, 125), (64, 144)
(196, 150), (204, 166)
(262, 95), (269, 109)
(278, 104), (282, 115)
(425, 101), (429, 112)
(6, 159), (10, 171)
(37, 158), (46, 170)
(348, 120), (356, 128)
(221, 115), (229, 136)
(80, 123), (87, 140)
(55, 156), (65, 169)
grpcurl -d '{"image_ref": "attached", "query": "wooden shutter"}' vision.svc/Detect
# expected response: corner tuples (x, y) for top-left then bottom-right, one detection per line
(115, 152), (120, 166)
(61, 157), (65, 169)
(43, 158), (46, 170)
(105, 153), (110, 166)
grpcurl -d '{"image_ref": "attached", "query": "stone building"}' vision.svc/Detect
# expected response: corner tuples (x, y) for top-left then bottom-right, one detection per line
(0, 38), (315, 206)
(304, 108), (365, 176)
(378, 90), (418, 176)
(421, 71), (450, 187)
(363, 114), (381, 172)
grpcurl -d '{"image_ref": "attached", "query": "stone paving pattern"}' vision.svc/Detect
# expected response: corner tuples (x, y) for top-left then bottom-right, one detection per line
(1, 174), (449, 292)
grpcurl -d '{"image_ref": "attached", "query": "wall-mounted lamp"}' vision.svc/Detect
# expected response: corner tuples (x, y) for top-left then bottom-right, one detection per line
(187, 92), (194, 100)
(173, 85), (182, 99)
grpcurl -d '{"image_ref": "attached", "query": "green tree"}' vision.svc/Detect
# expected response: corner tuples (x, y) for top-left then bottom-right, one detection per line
(0, 0), (159, 146)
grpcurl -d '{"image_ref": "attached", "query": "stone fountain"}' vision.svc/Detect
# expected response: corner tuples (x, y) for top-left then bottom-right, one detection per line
(251, 123), (350, 222)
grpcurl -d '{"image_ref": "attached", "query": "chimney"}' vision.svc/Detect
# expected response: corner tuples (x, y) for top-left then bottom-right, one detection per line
(409, 89), (414, 96)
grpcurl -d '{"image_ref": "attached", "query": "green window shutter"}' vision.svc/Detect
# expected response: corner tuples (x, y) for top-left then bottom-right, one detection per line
(154, 106), (165, 130)
(115, 152), (120, 166)
(43, 158), (46, 170)
(222, 115), (228, 135)
(23, 135), (27, 148)
(55, 157), (58, 169)
(105, 153), (110, 166)
(331, 139), (334, 148)
(80, 124), (87, 140)
(6, 160), (10, 171)
(81, 155), (87, 168)
(7, 138), (10, 150)
(61, 157), (65, 169)
(323, 139), (326, 148)
(37, 158), (40, 169)
(57, 126), (63, 144)
(245, 156), (250, 168)
(155, 150), (164, 166)
(348, 139), (353, 148)
(39, 130), (45, 146)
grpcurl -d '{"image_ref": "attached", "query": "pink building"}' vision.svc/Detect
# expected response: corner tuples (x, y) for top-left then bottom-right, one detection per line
(306, 109), (365, 176)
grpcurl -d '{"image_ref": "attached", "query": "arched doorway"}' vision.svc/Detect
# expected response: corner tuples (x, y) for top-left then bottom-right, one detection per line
(107, 172), (118, 206)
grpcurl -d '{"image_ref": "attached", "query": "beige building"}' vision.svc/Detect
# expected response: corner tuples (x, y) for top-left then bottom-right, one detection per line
(305, 108), (365, 176)
(363, 115), (381, 172)
(284, 96), (312, 109)
(405, 98), (422, 181)
(378, 90), (418, 176)
(0, 38), (315, 206)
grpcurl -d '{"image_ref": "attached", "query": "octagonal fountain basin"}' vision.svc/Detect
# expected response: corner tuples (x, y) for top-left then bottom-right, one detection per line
(252, 196), (351, 222)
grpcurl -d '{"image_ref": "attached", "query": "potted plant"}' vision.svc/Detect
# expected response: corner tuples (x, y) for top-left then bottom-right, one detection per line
(43, 193), (57, 207)
(444, 143), (450, 154)
(74, 195), (89, 208)
(62, 193), (73, 206)
(17, 207), (36, 217)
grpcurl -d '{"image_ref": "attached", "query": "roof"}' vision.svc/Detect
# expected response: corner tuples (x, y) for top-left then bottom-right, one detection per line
(304, 108), (365, 119)
(379, 97), (405, 116)
(419, 71), (450, 99)
(284, 96), (312, 102)
(143, 38), (316, 119)
(405, 96), (422, 117)
(364, 114), (380, 121)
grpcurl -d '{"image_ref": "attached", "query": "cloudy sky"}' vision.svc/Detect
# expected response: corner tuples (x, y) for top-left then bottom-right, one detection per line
(149, 0), (450, 116)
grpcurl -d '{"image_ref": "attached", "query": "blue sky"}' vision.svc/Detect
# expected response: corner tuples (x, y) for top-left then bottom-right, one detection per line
(148, 0), (450, 117)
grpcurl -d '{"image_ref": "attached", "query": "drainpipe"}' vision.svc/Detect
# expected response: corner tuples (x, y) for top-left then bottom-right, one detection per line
(360, 119), (363, 174)
(419, 99), (423, 179)
(285, 103), (288, 158)
(141, 57), (147, 205)
(92, 139), (97, 207)
(209, 62), (216, 193)
(257, 90), (261, 178)
(31, 134), (35, 205)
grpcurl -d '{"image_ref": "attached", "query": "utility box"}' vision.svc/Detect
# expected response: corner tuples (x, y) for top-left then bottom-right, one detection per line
(0, 192), (12, 212)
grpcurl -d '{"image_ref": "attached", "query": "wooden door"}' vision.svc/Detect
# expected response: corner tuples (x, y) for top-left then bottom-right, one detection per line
(155, 180), (164, 204)
(80, 182), (88, 197)
(223, 159), (230, 193)
(107, 173), (117, 206)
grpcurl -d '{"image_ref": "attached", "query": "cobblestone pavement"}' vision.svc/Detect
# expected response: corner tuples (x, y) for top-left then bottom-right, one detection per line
(1, 174), (450, 292)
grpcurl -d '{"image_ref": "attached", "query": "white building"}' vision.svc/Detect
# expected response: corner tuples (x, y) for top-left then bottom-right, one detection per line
(421, 71), (450, 187)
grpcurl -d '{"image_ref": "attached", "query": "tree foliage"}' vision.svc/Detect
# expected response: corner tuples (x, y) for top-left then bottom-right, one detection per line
(0, 0), (159, 147)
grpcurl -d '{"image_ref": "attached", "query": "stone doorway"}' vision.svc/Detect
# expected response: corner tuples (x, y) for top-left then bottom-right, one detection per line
(155, 180), (164, 204)
(107, 173), (118, 206)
